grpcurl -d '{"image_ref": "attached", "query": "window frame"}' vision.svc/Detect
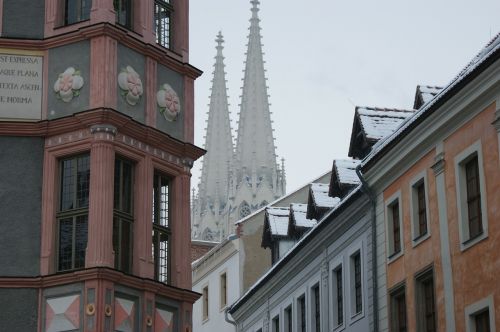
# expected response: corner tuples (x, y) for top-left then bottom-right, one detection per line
(154, 0), (173, 49)
(310, 282), (321, 332)
(152, 171), (172, 284)
(113, 157), (135, 274)
(272, 314), (280, 332)
(464, 295), (496, 332)
(329, 256), (345, 331)
(202, 284), (209, 322)
(114, 0), (133, 29)
(454, 140), (488, 251)
(219, 271), (227, 310)
(296, 293), (307, 332)
(348, 243), (364, 323)
(284, 304), (293, 332)
(415, 266), (436, 332)
(56, 153), (91, 272)
(385, 191), (404, 262)
(409, 171), (431, 247)
(64, 0), (91, 26)
(390, 283), (407, 332)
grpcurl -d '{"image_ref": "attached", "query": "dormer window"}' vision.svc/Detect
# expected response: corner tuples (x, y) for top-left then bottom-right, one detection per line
(154, 0), (173, 48)
(64, 0), (91, 25)
(114, 0), (132, 29)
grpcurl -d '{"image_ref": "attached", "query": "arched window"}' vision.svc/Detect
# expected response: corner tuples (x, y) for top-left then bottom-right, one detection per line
(239, 201), (252, 219)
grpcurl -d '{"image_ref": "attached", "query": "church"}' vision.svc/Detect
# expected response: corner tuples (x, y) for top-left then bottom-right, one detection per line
(192, 0), (286, 241)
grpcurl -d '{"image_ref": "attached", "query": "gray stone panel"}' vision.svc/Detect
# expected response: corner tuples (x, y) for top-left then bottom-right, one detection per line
(47, 41), (91, 119)
(0, 288), (38, 330)
(2, 0), (44, 39)
(0, 136), (43, 276)
(156, 64), (184, 140)
(116, 43), (146, 123)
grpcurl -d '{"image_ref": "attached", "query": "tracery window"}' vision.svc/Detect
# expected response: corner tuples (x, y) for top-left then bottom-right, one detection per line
(239, 201), (251, 219)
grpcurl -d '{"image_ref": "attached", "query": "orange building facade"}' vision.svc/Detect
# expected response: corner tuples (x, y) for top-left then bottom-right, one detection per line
(361, 36), (500, 332)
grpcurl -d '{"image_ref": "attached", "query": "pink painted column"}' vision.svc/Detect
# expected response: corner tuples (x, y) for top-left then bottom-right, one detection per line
(40, 151), (57, 275)
(172, 0), (189, 61)
(183, 77), (194, 144)
(171, 173), (191, 289)
(90, 36), (118, 109)
(133, 156), (154, 279)
(90, 0), (115, 23)
(145, 57), (158, 128)
(86, 125), (116, 268)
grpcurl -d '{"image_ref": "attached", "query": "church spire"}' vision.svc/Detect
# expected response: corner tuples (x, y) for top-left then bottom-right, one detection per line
(234, 0), (281, 191)
(193, 32), (234, 240)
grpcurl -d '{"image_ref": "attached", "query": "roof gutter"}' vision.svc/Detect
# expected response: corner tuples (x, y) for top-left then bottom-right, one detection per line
(225, 307), (237, 328)
(356, 165), (378, 332)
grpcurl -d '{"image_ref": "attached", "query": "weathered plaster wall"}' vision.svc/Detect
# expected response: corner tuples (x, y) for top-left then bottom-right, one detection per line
(0, 136), (42, 276)
(0, 288), (38, 330)
(2, 0), (44, 39)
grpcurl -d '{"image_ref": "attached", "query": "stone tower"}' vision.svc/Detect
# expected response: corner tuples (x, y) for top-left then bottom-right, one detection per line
(193, 0), (285, 241)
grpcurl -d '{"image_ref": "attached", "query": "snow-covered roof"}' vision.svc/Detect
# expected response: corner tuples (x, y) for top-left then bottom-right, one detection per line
(357, 107), (415, 140)
(363, 33), (500, 169)
(334, 159), (361, 185)
(416, 85), (443, 106)
(230, 185), (363, 314)
(310, 183), (339, 208)
(290, 203), (316, 228)
(265, 207), (290, 236)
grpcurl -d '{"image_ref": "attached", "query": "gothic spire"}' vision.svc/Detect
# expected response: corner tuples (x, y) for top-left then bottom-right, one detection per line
(234, 0), (280, 187)
(196, 32), (234, 223)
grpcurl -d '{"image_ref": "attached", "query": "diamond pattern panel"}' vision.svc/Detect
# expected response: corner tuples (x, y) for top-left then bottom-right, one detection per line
(154, 308), (174, 332)
(45, 294), (80, 332)
(114, 297), (135, 332)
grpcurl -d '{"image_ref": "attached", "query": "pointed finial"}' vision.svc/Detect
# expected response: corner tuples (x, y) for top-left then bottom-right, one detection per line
(250, 0), (260, 16)
(216, 31), (224, 50)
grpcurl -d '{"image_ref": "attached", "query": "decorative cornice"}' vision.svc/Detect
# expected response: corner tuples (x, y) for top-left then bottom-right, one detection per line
(431, 152), (446, 176)
(0, 267), (200, 303)
(90, 124), (117, 136)
(0, 23), (202, 79)
(0, 108), (205, 163)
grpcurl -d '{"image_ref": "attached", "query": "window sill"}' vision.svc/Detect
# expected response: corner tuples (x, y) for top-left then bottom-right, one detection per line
(219, 305), (227, 313)
(387, 250), (404, 264)
(460, 231), (488, 252)
(332, 322), (345, 332)
(349, 310), (364, 325)
(202, 317), (209, 324)
(412, 232), (430, 248)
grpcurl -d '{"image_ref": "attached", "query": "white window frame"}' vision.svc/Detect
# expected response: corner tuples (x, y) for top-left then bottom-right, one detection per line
(283, 301), (293, 332)
(465, 295), (496, 332)
(219, 270), (228, 311)
(385, 191), (404, 262)
(454, 140), (488, 251)
(409, 171), (431, 247)
(307, 274), (321, 332)
(329, 255), (345, 331)
(271, 312), (280, 332)
(201, 283), (209, 323)
(295, 290), (307, 332)
(348, 241), (364, 324)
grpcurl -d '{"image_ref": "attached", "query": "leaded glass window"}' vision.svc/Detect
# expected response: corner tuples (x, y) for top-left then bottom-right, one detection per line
(154, 0), (173, 48)
(153, 172), (171, 283)
(57, 154), (90, 271)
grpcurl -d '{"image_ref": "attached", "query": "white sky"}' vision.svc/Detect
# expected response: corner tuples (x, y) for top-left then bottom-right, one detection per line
(189, 0), (500, 193)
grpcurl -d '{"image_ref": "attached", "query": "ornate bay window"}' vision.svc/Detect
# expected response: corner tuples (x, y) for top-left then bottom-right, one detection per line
(154, 0), (173, 48)
(113, 157), (134, 273)
(57, 154), (90, 271)
(152, 172), (171, 283)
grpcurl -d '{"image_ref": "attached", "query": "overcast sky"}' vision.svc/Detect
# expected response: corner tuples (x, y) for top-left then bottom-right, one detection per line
(189, 0), (500, 193)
